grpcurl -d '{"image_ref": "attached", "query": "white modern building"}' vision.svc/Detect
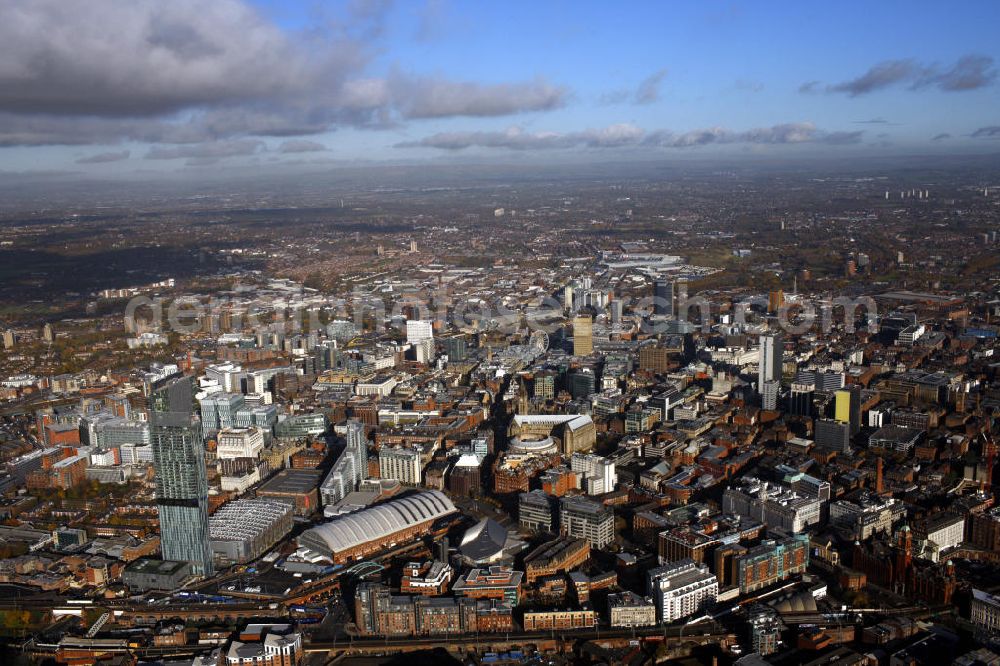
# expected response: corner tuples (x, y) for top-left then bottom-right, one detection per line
(413, 337), (435, 364)
(205, 362), (245, 393)
(405, 320), (434, 344)
(216, 427), (264, 460)
(119, 443), (154, 465)
(761, 380), (781, 411)
(758, 333), (783, 387)
(570, 453), (617, 496)
(355, 375), (398, 397)
(648, 559), (719, 624)
(723, 477), (823, 533)
(320, 421), (369, 506)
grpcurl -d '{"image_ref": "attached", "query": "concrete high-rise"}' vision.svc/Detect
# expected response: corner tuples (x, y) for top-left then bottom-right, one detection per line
(647, 559), (719, 624)
(570, 453), (617, 495)
(795, 369), (845, 392)
(761, 380), (781, 412)
(788, 382), (815, 417)
(560, 495), (614, 548)
(379, 446), (422, 485)
(674, 278), (688, 321)
(815, 418), (852, 453)
(572, 315), (593, 356)
(150, 374), (214, 577)
(320, 420), (369, 506)
(758, 334), (783, 388)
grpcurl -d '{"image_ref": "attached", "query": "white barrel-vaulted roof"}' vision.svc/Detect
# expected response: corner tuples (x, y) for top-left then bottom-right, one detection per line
(298, 490), (457, 557)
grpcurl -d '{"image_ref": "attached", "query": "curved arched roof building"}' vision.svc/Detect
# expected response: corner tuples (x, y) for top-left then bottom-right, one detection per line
(298, 491), (457, 562)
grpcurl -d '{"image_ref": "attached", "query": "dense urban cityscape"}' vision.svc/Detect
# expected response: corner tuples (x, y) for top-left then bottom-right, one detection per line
(3, 1), (1000, 665)
(0, 159), (999, 666)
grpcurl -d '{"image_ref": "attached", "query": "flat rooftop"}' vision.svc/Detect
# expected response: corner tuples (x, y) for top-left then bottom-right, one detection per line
(125, 558), (189, 575)
(258, 469), (322, 495)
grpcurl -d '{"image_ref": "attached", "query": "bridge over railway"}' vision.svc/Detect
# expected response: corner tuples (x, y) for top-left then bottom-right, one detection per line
(305, 626), (738, 657)
(20, 626), (738, 663)
(113, 602), (284, 625)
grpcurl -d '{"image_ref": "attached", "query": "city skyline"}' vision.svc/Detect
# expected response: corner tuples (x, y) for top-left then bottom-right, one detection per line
(2, 0), (1000, 179)
(3, 3), (1000, 663)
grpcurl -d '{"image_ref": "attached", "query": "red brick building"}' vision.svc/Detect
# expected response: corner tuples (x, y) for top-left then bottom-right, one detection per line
(851, 526), (957, 603)
(522, 608), (597, 630)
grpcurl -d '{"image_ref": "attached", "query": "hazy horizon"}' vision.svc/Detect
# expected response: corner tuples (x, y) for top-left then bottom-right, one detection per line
(3, 0), (1000, 182)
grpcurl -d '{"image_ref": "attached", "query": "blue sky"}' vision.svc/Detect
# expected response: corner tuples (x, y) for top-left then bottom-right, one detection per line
(2, 0), (999, 176)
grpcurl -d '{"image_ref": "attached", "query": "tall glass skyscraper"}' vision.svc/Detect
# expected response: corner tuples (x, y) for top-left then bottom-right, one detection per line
(653, 279), (673, 316)
(150, 374), (214, 577)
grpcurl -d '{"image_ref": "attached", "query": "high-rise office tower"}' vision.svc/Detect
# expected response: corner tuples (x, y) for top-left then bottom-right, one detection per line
(609, 299), (623, 327)
(413, 337), (435, 364)
(442, 336), (467, 362)
(768, 290), (784, 314)
(758, 334), (783, 388)
(788, 382), (815, 417)
(573, 315), (593, 356)
(654, 279), (673, 316)
(834, 386), (862, 436)
(815, 418), (851, 453)
(198, 392), (245, 441)
(569, 368), (596, 399)
(150, 374), (214, 577)
(560, 495), (614, 548)
(674, 278), (689, 321)
(795, 369), (845, 392)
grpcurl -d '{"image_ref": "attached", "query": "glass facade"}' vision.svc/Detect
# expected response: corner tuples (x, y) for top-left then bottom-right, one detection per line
(150, 374), (214, 577)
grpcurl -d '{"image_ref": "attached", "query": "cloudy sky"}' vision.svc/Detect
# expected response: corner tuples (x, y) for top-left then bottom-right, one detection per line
(3, 0), (999, 176)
